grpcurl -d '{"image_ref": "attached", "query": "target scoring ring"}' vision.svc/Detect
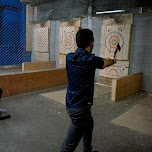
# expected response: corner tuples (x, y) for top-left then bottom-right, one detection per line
(36, 32), (47, 47)
(105, 66), (123, 74)
(105, 32), (124, 52)
(109, 36), (120, 48)
(63, 32), (74, 49)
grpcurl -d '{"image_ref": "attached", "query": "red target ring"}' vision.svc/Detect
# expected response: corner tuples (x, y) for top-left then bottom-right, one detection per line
(109, 36), (120, 49)
(105, 66), (122, 74)
(63, 32), (74, 49)
(64, 35), (73, 46)
(105, 32), (124, 52)
(36, 32), (46, 47)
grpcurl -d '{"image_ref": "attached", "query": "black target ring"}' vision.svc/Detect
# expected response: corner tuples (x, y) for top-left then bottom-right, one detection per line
(105, 31), (124, 52)
(62, 32), (74, 49)
(36, 32), (47, 47)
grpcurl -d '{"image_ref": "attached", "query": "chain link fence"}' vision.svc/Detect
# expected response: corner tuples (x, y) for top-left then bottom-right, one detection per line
(0, 0), (152, 84)
(0, 0), (31, 75)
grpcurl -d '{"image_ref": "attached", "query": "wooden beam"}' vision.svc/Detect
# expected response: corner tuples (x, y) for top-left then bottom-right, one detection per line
(22, 61), (56, 71)
(26, 5), (33, 52)
(0, 69), (68, 97)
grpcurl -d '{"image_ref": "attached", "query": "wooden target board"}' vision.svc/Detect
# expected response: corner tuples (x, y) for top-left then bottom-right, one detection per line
(59, 27), (75, 68)
(59, 19), (80, 68)
(100, 66), (129, 78)
(34, 27), (49, 61)
(60, 27), (75, 54)
(35, 27), (49, 53)
(100, 61), (129, 78)
(101, 24), (132, 60)
(100, 14), (133, 78)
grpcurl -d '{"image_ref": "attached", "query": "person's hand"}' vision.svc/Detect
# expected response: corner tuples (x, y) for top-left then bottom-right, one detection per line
(103, 54), (117, 69)
(109, 54), (117, 64)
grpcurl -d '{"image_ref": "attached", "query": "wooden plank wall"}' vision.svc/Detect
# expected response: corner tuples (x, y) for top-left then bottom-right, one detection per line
(22, 61), (56, 71)
(111, 73), (142, 102)
(0, 69), (68, 97)
(35, 21), (51, 62)
(34, 27), (50, 61)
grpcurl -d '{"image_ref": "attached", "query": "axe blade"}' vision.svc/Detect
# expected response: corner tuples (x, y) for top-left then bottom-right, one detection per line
(114, 43), (121, 57)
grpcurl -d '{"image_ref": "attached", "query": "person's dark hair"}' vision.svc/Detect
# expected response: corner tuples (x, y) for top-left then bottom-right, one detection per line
(76, 29), (94, 48)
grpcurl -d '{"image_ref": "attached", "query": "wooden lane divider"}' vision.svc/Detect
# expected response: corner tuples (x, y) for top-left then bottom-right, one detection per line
(111, 73), (143, 102)
(22, 61), (56, 71)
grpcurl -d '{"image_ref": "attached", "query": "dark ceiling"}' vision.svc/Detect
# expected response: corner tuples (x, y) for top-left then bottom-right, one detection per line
(20, 0), (152, 8)
(20, 0), (152, 22)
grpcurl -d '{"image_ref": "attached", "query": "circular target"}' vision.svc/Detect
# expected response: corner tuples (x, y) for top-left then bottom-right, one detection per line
(105, 32), (124, 52)
(36, 32), (46, 47)
(63, 32), (74, 49)
(105, 66), (122, 74)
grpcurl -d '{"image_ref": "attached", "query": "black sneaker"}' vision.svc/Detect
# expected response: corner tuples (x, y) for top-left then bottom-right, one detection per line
(0, 112), (11, 120)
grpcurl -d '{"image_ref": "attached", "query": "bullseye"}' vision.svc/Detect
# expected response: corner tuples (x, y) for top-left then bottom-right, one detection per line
(105, 32), (124, 52)
(63, 32), (74, 49)
(112, 39), (117, 45)
(36, 32), (46, 47)
(109, 36), (120, 49)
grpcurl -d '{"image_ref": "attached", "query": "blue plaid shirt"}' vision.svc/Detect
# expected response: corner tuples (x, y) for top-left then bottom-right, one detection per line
(66, 48), (104, 108)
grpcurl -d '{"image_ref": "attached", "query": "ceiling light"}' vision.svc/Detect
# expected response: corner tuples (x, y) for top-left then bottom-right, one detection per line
(96, 10), (125, 14)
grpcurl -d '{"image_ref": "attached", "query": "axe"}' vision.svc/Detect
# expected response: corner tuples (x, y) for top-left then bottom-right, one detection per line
(114, 43), (121, 57)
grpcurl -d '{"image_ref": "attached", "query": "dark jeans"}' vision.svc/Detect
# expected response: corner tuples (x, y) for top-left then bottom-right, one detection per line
(60, 104), (94, 152)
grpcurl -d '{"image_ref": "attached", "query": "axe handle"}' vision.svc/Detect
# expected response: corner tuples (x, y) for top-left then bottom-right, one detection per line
(114, 43), (120, 57)
(114, 49), (118, 57)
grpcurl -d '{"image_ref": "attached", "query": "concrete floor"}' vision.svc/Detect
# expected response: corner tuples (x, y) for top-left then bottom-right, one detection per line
(40, 84), (111, 105)
(0, 85), (152, 152)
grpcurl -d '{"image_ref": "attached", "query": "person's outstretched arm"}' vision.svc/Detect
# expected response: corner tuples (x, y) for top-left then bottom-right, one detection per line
(93, 55), (117, 69)
(103, 56), (117, 69)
